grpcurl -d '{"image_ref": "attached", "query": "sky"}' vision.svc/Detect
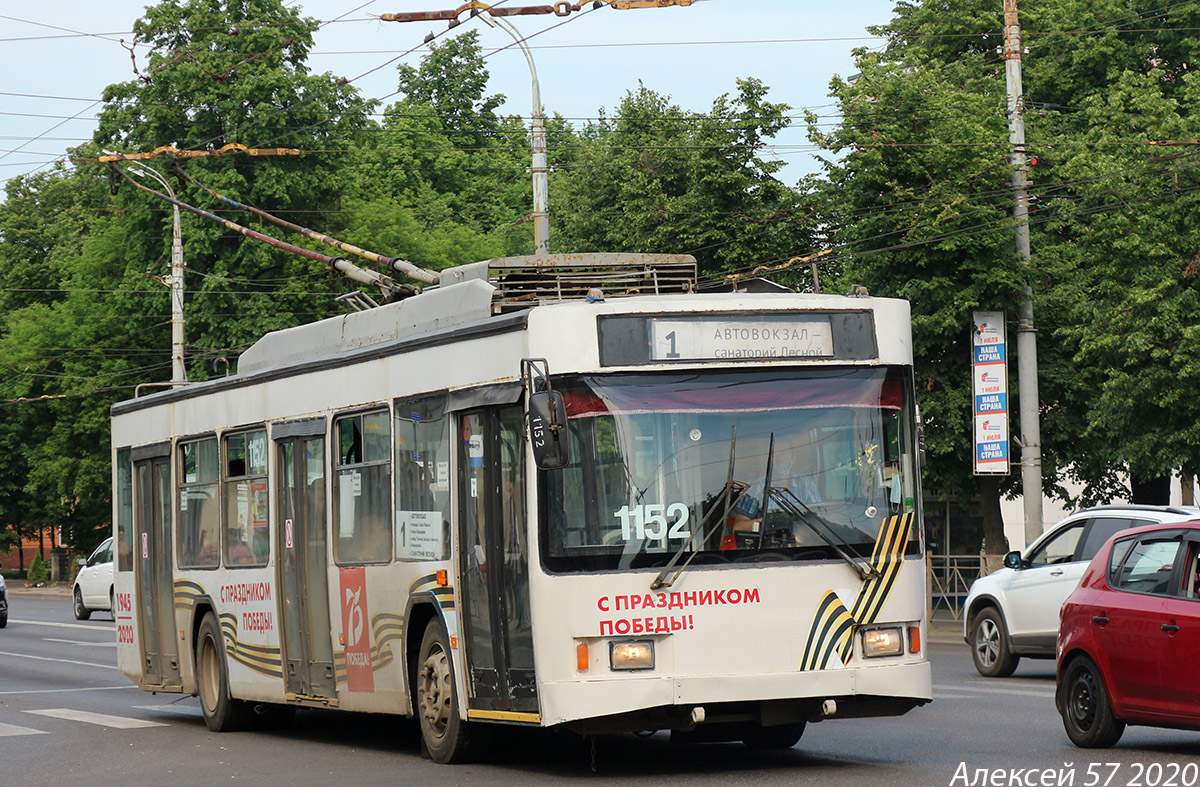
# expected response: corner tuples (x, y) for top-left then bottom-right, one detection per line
(0, 0), (900, 187)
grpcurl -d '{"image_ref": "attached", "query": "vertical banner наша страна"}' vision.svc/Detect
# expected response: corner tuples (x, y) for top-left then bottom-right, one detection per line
(972, 311), (1010, 475)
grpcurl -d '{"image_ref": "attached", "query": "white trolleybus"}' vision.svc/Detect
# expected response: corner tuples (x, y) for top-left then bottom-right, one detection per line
(110, 253), (930, 763)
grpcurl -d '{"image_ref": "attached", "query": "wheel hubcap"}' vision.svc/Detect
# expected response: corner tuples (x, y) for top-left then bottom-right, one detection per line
(1069, 671), (1098, 731)
(199, 637), (218, 715)
(418, 645), (452, 739)
(974, 619), (1000, 667)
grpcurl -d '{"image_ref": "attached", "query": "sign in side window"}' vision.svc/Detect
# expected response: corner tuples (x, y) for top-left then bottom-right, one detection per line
(394, 396), (450, 561)
(177, 437), (220, 570)
(223, 430), (269, 568)
(598, 312), (877, 366)
(334, 411), (392, 564)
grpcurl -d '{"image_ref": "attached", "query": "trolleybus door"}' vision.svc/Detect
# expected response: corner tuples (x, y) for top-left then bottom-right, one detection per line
(458, 406), (538, 716)
(133, 448), (181, 687)
(275, 431), (336, 699)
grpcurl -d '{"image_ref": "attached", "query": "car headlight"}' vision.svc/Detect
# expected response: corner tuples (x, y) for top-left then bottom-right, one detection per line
(861, 626), (904, 658)
(609, 640), (655, 671)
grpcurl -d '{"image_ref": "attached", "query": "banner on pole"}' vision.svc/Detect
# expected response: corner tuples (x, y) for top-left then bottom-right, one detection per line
(972, 311), (1010, 475)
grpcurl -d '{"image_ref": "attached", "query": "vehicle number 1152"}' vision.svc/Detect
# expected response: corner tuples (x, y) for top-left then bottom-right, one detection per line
(613, 503), (691, 540)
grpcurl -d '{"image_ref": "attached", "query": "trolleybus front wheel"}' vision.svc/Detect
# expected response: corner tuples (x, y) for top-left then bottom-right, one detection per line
(197, 612), (252, 732)
(416, 618), (490, 763)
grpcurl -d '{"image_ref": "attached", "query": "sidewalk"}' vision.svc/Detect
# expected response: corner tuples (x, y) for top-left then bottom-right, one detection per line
(928, 609), (965, 645)
(6, 582), (72, 600)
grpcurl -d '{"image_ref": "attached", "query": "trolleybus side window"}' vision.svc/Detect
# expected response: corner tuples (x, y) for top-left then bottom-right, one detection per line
(116, 448), (134, 572)
(395, 395), (450, 561)
(178, 436), (220, 569)
(224, 430), (270, 567)
(334, 410), (392, 564)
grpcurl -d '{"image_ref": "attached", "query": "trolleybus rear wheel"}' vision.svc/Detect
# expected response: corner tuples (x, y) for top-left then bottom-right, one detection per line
(197, 612), (252, 732)
(417, 618), (488, 763)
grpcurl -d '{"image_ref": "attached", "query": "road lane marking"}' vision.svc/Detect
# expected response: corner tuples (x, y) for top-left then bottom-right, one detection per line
(0, 650), (118, 671)
(25, 708), (166, 729)
(42, 638), (118, 648)
(7, 619), (113, 631)
(0, 722), (48, 737)
(934, 683), (1054, 698)
(0, 686), (137, 696)
(134, 703), (202, 718)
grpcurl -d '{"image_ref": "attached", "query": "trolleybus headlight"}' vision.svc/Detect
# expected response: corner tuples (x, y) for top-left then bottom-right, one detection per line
(861, 626), (904, 658)
(609, 640), (655, 671)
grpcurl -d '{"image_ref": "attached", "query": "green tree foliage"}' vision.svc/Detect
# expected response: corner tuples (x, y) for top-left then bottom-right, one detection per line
(90, 0), (378, 366)
(362, 30), (550, 259)
(811, 0), (1200, 531)
(807, 30), (1025, 549)
(552, 79), (813, 278)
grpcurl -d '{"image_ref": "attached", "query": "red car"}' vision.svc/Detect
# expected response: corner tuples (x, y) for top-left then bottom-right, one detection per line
(1056, 520), (1200, 747)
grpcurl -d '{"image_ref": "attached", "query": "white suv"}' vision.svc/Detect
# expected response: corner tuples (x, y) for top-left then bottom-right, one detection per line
(73, 536), (114, 621)
(963, 504), (1200, 677)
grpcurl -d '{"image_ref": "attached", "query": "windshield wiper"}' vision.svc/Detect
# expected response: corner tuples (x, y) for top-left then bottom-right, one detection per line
(651, 426), (746, 590)
(769, 488), (879, 581)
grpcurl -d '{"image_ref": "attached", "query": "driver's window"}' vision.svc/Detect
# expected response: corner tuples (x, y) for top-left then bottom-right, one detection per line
(1028, 521), (1086, 567)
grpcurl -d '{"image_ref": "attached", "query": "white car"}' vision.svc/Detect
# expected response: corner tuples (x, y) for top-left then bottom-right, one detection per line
(73, 536), (114, 620)
(963, 504), (1200, 677)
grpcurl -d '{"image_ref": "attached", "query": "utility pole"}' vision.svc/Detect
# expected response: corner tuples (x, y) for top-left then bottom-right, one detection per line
(1004, 0), (1043, 545)
(129, 163), (188, 387)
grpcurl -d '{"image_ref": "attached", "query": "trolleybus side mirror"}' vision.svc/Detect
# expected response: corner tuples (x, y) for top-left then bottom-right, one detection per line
(528, 390), (570, 470)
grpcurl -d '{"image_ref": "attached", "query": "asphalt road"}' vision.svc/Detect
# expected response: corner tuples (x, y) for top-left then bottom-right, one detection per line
(2, 596), (1197, 786)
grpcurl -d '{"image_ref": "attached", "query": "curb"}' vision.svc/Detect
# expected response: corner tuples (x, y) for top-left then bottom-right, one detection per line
(6, 585), (73, 600)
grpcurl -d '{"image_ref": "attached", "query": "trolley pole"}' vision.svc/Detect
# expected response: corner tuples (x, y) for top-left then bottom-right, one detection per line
(129, 164), (188, 387)
(1004, 0), (1043, 545)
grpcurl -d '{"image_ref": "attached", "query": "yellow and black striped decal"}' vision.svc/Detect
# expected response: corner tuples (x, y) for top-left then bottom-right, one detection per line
(173, 579), (206, 611)
(330, 573), (455, 685)
(410, 572), (456, 612)
(799, 512), (913, 671)
(217, 612), (284, 679)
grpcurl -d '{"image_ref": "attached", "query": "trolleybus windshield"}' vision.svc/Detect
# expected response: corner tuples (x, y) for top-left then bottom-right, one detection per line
(539, 367), (920, 572)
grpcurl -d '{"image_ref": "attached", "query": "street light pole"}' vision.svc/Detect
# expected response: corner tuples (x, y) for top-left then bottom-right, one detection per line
(476, 11), (549, 254)
(129, 164), (187, 387)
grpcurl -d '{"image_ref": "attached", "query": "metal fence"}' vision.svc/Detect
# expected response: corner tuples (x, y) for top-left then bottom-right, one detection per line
(927, 553), (996, 620)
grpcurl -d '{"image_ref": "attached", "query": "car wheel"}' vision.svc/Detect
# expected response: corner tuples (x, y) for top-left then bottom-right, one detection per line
(73, 587), (92, 621)
(196, 612), (252, 732)
(0, 611), (7, 628)
(108, 587), (115, 614)
(1061, 655), (1125, 748)
(970, 607), (1019, 677)
(416, 618), (489, 763)
(742, 721), (806, 749)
